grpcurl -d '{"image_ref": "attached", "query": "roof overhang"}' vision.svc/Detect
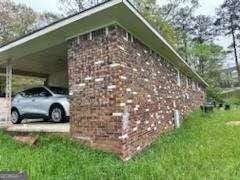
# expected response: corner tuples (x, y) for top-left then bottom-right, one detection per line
(0, 0), (208, 87)
(222, 86), (240, 94)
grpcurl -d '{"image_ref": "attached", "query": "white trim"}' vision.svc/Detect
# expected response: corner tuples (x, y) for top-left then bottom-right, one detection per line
(122, 0), (208, 87)
(0, 0), (122, 53)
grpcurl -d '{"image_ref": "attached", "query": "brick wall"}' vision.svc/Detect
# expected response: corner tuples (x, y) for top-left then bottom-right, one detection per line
(68, 25), (204, 160)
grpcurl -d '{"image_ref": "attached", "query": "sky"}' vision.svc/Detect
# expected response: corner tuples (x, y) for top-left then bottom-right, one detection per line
(12, 0), (234, 67)
(13, 0), (223, 15)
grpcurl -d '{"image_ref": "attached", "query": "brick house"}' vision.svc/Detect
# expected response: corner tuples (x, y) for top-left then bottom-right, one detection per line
(0, 0), (207, 160)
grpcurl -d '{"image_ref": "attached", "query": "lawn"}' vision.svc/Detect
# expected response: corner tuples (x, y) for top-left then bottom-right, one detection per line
(1, 109), (240, 179)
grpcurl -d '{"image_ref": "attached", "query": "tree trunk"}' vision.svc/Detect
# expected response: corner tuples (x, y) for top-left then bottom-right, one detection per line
(184, 35), (188, 63)
(231, 25), (240, 83)
(182, 25), (188, 63)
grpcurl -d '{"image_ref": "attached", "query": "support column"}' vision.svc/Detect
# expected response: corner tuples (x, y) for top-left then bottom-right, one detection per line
(5, 60), (12, 124)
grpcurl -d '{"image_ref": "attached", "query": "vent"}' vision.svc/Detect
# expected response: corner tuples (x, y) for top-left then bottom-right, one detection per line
(173, 110), (180, 128)
(92, 28), (106, 38)
(79, 34), (89, 41)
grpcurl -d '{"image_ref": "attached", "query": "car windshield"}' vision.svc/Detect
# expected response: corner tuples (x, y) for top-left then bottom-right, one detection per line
(48, 87), (68, 95)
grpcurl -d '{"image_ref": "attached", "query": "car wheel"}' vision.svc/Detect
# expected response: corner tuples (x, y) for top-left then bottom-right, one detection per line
(49, 105), (65, 123)
(11, 109), (22, 124)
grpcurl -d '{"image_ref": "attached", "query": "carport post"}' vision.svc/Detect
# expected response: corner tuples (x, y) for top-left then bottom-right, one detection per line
(5, 60), (12, 124)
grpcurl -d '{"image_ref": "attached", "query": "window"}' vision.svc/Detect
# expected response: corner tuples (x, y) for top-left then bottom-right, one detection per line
(23, 88), (51, 97)
(48, 87), (68, 95)
(23, 89), (35, 97)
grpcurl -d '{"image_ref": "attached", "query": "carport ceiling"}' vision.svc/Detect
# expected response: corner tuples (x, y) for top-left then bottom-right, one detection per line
(0, 0), (208, 86)
(12, 43), (67, 76)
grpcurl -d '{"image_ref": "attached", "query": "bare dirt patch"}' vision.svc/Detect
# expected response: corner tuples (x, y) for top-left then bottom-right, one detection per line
(13, 135), (38, 146)
(226, 121), (240, 126)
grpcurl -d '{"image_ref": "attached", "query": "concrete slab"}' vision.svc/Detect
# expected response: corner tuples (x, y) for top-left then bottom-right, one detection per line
(0, 119), (70, 133)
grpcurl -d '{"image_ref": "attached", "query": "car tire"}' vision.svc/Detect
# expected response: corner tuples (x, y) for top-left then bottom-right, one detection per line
(11, 108), (22, 124)
(49, 105), (66, 123)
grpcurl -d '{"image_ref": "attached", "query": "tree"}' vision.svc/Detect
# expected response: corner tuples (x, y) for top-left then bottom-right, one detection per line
(160, 0), (198, 23)
(191, 15), (214, 43)
(58, 0), (106, 15)
(0, 0), (60, 46)
(0, 0), (37, 45)
(158, 0), (199, 62)
(215, 0), (240, 83)
(168, 6), (196, 62)
(133, 0), (180, 48)
(190, 42), (227, 87)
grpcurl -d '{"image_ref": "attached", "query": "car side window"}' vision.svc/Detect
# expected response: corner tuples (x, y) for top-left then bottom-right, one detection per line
(22, 88), (51, 98)
(38, 88), (52, 97)
(33, 88), (51, 97)
(23, 89), (35, 97)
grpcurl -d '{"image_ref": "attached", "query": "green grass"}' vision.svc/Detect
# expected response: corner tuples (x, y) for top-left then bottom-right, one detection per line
(1, 109), (240, 179)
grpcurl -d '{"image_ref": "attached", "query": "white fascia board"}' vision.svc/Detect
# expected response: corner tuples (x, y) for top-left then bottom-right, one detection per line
(0, 0), (122, 53)
(122, 0), (208, 87)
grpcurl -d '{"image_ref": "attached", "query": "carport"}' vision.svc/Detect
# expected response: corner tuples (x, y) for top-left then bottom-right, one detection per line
(0, 43), (69, 132)
(0, 0), (123, 131)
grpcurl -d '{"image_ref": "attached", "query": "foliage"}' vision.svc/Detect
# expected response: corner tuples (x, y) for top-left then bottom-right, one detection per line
(225, 96), (240, 105)
(205, 86), (223, 103)
(0, 0), (60, 46)
(215, 0), (240, 82)
(191, 15), (214, 43)
(159, 0), (199, 61)
(0, 0), (36, 45)
(159, 0), (199, 23)
(130, 0), (181, 48)
(190, 42), (227, 86)
(1, 110), (240, 178)
(58, 0), (107, 15)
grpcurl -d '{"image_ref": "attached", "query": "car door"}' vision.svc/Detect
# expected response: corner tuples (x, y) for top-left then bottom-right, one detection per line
(18, 88), (36, 115)
(31, 87), (53, 116)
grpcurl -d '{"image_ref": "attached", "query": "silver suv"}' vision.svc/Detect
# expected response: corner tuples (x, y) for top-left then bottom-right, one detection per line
(11, 86), (70, 124)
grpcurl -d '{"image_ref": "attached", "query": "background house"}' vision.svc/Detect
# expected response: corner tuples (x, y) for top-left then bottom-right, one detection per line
(220, 65), (240, 88)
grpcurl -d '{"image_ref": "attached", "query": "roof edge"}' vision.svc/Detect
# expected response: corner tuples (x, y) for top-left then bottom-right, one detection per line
(0, 0), (122, 52)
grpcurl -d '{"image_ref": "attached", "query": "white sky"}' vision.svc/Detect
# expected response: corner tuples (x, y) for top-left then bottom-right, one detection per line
(12, 0), (234, 67)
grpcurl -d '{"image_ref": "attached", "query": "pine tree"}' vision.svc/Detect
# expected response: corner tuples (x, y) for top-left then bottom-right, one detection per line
(215, 0), (240, 83)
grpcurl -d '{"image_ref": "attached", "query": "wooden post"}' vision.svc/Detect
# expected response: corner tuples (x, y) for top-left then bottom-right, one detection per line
(5, 60), (12, 124)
